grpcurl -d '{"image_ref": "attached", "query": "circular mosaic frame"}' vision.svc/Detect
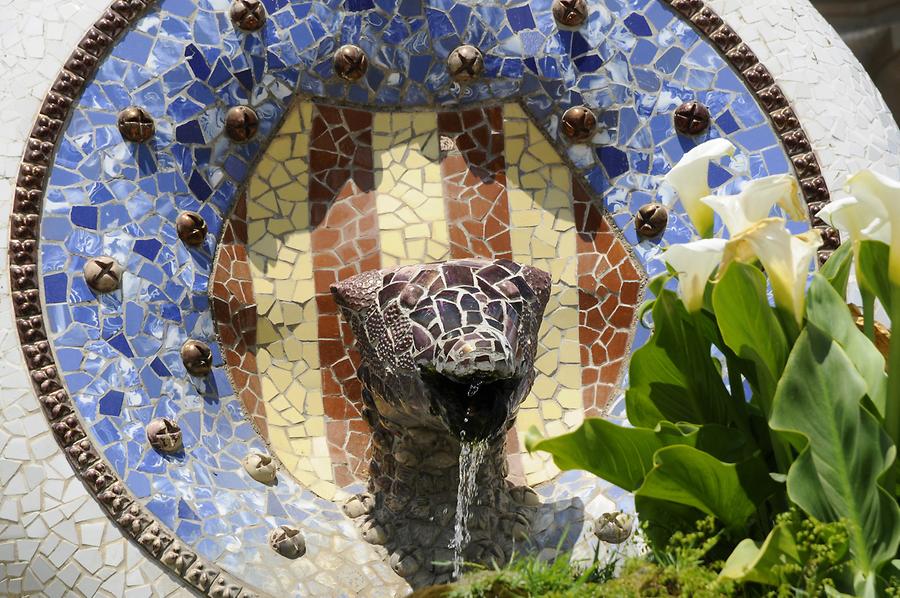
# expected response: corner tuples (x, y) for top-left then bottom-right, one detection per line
(9, 0), (838, 595)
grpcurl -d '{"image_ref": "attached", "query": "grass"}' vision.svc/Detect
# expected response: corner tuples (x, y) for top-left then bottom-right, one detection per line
(408, 514), (866, 597)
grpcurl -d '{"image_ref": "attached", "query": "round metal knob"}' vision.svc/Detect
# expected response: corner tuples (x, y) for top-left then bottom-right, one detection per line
(117, 107), (155, 143)
(230, 0), (266, 32)
(84, 257), (124, 293)
(181, 340), (213, 377)
(224, 105), (259, 143)
(560, 106), (597, 142)
(674, 101), (711, 136)
(333, 44), (369, 81)
(176, 211), (207, 247)
(447, 45), (484, 82)
(147, 417), (183, 454)
(269, 525), (306, 559)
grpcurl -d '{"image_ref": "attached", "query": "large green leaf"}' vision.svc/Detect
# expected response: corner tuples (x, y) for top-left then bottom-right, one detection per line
(712, 262), (788, 403)
(635, 445), (777, 532)
(805, 274), (887, 416)
(626, 290), (733, 428)
(719, 522), (801, 586)
(525, 420), (752, 491)
(770, 325), (900, 581)
(857, 240), (891, 313)
(819, 240), (853, 298)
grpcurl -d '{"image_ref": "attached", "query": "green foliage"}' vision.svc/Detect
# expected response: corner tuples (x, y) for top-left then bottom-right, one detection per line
(420, 515), (861, 598)
(819, 241), (853, 297)
(857, 240), (892, 312)
(432, 518), (733, 598)
(625, 289), (734, 428)
(712, 262), (788, 405)
(528, 246), (900, 595)
(721, 510), (851, 594)
(769, 324), (900, 586)
(637, 445), (777, 533)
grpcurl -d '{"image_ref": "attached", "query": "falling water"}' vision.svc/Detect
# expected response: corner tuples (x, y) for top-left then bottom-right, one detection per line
(449, 384), (488, 579)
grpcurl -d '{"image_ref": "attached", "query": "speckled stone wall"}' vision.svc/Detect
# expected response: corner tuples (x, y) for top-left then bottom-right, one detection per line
(0, 1), (898, 597)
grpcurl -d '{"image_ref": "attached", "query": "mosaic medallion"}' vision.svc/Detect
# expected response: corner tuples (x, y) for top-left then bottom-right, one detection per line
(12, 0), (835, 595)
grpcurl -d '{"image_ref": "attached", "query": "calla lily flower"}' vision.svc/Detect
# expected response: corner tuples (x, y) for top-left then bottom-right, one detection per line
(817, 196), (890, 244)
(664, 139), (736, 238)
(722, 218), (822, 324)
(660, 238), (727, 312)
(701, 174), (806, 236)
(846, 169), (900, 283)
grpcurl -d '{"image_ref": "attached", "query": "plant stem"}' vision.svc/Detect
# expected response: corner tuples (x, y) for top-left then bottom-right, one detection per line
(770, 429), (793, 476)
(862, 288), (876, 342)
(726, 357), (745, 405)
(885, 288), (900, 494)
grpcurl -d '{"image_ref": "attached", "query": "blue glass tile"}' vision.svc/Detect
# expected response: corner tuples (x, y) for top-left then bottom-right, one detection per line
(43, 273), (68, 304)
(507, 6), (535, 32)
(716, 110), (739, 134)
(598, 146), (630, 179)
(99, 390), (125, 417)
(176, 121), (206, 146)
(108, 334), (136, 358)
(624, 13), (652, 36)
(133, 239), (163, 260)
(112, 31), (154, 64)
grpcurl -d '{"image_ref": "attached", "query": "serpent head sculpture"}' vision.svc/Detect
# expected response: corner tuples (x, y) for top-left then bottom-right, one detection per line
(332, 258), (550, 585)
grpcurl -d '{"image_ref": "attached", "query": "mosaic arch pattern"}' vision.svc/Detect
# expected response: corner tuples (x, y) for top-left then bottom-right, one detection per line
(12, 0), (840, 594)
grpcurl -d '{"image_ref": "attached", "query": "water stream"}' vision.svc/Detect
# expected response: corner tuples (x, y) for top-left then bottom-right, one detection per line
(449, 434), (488, 579)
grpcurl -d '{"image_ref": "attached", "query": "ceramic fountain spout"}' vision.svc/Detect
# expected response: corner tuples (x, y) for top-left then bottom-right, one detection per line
(332, 259), (550, 586)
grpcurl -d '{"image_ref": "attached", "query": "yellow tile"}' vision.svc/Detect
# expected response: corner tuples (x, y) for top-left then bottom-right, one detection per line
(255, 318), (280, 345)
(269, 394), (291, 413)
(283, 336), (302, 361)
(269, 137), (292, 161)
(294, 321), (317, 342)
(255, 349), (271, 373)
(532, 375), (556, 400)
(520, 393), (539, 409)
(305, 417), (325, 437)
(540, 400), (562, 421)
(558, 388), (582, 410)
(517, 409), (543, 432)
(281, 302), (302, 326)
(292, 280), (315, 303)
(563, 409), (584, 428)
(558, 364), (581, 389)
(293, 437), (312, 457)
(310, 480), (336, 500)
(559, 340), (581, 364)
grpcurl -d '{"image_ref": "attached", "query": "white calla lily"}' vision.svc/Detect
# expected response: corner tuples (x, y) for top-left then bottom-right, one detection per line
(701, 174), (805, 236)
(660, 238), (727, 312)
(664, 139), (736, 238)
(846, 169), (900, 283)
(722, 218), (822, 324)
(817, 196), (890, 244)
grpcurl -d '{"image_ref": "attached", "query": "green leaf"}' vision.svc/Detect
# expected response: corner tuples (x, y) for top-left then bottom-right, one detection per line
(858, 240), (892, 313)
(712, 262), (788, 403)
(635, 445), (778, 532)
(719, 522), (801, 586)
(626, 290), (733, 428)
(526, 420), (753, 491)
(819, 241), (853, 297)
(805, 274), (887, 416)
(770, 325), (900, 580)
(635, 494), (706, 549)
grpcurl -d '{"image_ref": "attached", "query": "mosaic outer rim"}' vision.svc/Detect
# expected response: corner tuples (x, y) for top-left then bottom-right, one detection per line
(8, 0), (838, 595)
(9, 2), (260, 597)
